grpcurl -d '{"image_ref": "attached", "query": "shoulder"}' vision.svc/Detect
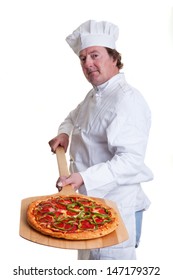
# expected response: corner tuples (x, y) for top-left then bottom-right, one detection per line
(115, 74), (151, 115)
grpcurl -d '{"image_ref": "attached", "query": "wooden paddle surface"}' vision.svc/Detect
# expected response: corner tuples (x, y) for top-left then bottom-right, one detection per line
(19, 147), (128, 249)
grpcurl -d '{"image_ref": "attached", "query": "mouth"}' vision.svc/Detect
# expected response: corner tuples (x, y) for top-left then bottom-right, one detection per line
(87, 69), (98, 75)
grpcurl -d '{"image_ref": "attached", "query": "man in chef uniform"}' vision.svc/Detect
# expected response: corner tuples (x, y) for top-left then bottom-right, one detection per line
(49, 20), (153, 260)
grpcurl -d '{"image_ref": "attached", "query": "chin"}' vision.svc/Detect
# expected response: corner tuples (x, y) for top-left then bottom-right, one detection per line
(88, 78), (101, 86)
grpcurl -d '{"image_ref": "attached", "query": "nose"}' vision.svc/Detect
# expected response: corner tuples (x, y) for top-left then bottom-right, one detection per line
(83, 56), (93, 68)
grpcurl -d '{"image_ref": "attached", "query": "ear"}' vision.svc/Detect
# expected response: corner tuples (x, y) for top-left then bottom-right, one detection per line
(113, 58), (117, 66)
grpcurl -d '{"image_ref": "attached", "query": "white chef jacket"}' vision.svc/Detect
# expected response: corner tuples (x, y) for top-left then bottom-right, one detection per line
(58, 73), (153, 259)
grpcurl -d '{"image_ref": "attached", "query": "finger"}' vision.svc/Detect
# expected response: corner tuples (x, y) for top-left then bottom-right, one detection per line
(56, 176), (67, 187)
(48, 139), (54, 147)
(51, 142), (57, 152)
(57, 181), (63, 187)
(56, 180), (63, 191)
(63, 177), (73, 186)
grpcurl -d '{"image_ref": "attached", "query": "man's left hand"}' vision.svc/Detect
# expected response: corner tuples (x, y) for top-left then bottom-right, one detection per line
(56, 173), (84, 191)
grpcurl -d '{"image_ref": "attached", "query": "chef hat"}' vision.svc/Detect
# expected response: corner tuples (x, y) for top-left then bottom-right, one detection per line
(66, 20), (119, 56)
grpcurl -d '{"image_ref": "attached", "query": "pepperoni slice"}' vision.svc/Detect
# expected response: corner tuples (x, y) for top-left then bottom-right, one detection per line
(68, 224), (78, 232)
(92, 207), (108, 215)
(55, 203), (66, 210)
(79, 220), (95, 229)
(61, 198), (74, 204)
(78, 199), (93, 206)
(38, 215), (53, 223)
(66, 210), (78, 216)
(94, 217), (104, 224)
(40, 206), (55, 212)
(54, 211), (64, 217)
(53, 220), (77, 231)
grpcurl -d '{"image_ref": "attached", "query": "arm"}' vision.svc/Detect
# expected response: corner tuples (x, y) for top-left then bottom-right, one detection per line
(48, 103), (81, 152)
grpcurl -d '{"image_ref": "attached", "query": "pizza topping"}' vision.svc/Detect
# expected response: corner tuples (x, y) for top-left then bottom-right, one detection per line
(32, 196), (113, 232)
(27, 195), (119, 239)
(39, 215), (53, 223)
(66, 210), (78, 216)
(66, 202), (84, 212)
(79, 220), (95, 230)
(92, 213), (111, 224)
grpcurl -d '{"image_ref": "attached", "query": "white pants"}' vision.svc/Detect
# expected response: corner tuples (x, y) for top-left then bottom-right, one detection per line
(78, 246), (136, 260)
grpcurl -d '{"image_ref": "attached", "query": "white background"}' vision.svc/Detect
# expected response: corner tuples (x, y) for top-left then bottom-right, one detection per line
(0, 0), (173, 279)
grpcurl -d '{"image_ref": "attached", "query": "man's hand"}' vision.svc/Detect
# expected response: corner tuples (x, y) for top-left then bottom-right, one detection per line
(48, 133), (69, 153)
(56, 173), (84, 191)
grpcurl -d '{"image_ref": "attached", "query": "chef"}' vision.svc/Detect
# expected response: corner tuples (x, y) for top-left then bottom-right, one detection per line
(49, 20), (153, 260)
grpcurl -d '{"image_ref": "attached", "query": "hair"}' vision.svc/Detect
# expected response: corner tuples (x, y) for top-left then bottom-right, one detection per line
(105, 47), (123, 70)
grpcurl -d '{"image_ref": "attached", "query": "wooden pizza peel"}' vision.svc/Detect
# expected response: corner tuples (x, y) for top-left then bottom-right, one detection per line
(19, 147), (129, 249)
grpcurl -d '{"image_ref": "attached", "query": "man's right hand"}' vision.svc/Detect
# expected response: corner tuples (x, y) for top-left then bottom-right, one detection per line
(48, 133), (69, 153)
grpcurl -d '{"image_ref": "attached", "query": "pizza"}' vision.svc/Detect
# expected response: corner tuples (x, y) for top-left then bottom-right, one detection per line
(26, 194), (119, 240)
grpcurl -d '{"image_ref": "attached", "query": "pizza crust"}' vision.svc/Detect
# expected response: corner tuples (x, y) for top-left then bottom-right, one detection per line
(26, 194), (119, 240)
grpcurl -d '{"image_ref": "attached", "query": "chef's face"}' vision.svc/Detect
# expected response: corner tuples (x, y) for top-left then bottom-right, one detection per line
(79, 46), (119, 86)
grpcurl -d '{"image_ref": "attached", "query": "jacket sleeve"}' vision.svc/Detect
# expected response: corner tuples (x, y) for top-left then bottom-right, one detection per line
(80, 92), (153, 192)
(57, 104), (81, 136)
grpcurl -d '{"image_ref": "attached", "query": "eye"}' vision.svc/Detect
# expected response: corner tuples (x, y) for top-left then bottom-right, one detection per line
(91, 53), (99, 59)
(79, 56), (86, 63)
